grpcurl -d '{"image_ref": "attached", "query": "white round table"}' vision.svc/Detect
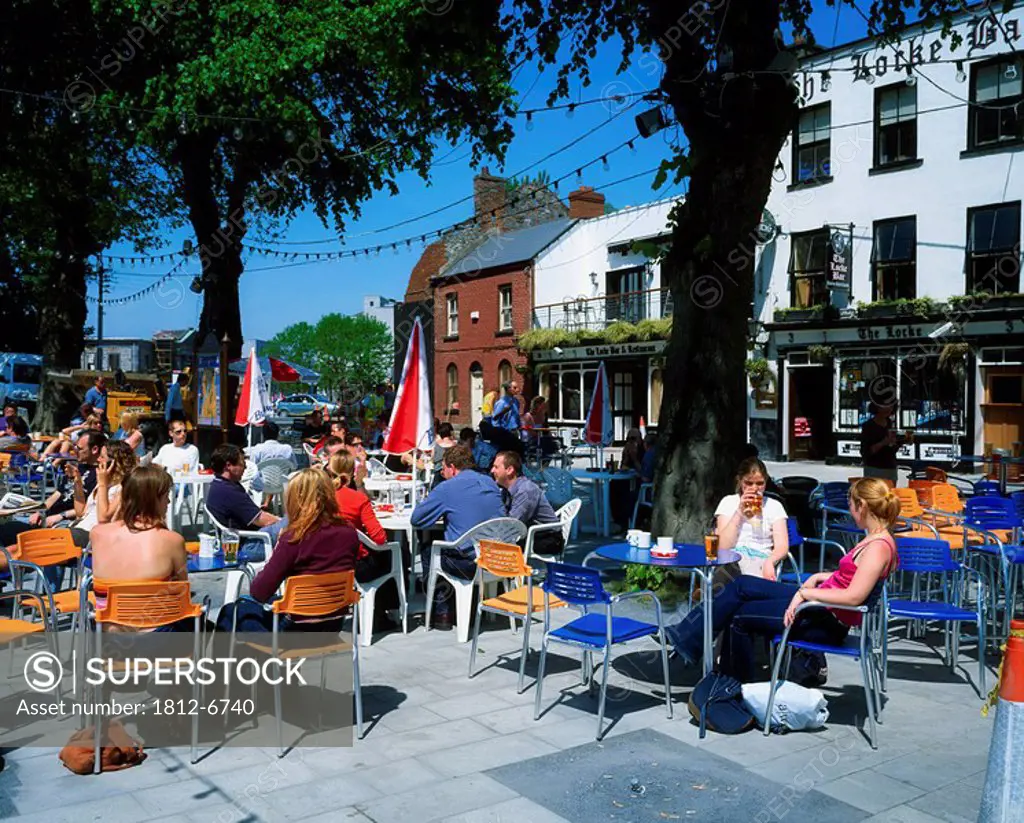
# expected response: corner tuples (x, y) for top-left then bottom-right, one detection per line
(169, 472), (214, 532)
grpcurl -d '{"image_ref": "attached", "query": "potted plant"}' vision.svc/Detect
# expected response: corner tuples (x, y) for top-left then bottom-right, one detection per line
(773, 305), (825, 322)
(939, 342), (969, 379)
(745, 357), (773, 389)
(808, 344), (834, 363)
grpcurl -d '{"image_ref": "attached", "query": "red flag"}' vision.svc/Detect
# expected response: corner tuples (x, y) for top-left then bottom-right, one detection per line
(383, 318), (434, 454)
(235, 348), (269, 427)
(268, 357), (301, 382)
(584, 361), (613, 446)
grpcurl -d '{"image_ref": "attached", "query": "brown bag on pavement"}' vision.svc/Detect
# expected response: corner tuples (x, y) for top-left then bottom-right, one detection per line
(58, 721), (147, 774)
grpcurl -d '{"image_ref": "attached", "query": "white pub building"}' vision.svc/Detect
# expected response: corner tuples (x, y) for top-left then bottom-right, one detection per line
(756, 2), (1024, 469)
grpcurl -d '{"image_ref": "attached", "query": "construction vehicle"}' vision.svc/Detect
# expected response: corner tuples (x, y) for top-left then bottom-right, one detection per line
(46, 369), (167, 430)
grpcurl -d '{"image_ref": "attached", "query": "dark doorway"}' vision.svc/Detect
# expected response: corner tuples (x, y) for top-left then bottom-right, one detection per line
(788, 365), (834, 461)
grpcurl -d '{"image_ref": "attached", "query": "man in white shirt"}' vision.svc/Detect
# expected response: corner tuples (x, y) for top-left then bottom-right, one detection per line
(244, 421), (296, 495)
(153, 420), (200, 474)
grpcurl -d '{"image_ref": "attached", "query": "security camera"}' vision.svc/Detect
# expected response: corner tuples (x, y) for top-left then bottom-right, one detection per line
(928, 321), (959, 340)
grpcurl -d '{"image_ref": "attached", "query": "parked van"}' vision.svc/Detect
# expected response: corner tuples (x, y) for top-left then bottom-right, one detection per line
(0, 353), (43, 417)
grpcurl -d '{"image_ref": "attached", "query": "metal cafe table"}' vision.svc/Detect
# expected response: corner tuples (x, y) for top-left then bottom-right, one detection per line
(590, 542), (742, 677)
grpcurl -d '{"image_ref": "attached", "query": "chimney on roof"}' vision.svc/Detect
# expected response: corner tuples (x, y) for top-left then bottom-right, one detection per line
(568, 185), (606, 219)
(474, 166), (506, 231)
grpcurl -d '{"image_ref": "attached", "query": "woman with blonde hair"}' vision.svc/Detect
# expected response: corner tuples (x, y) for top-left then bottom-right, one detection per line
(666, 478), (900, 683)
(111, 411), (146, 457)
(215, 468), (360, 633)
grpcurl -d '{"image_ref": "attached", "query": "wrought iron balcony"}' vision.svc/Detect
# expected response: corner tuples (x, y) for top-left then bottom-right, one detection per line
(532, 287), (672, 331)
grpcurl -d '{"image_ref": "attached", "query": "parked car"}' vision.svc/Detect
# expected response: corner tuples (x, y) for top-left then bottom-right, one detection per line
(275, 393), (340, 418)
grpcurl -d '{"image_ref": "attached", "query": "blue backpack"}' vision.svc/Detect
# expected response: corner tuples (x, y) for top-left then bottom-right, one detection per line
(688, 672), (756, 736)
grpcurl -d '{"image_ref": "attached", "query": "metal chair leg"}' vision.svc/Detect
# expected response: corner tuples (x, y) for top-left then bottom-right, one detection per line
(659, 629), (673, 719)
(595, 645), (611, 740)
(517, 614), (531, 694)
(533, 636), (549, 720)
(467, 604), (484, 679)
(860, 655), (878, 749)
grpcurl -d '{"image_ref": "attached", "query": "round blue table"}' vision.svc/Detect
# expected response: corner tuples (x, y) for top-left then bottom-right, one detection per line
(84, 552), (249, 575)
(592, 542), (742, 677)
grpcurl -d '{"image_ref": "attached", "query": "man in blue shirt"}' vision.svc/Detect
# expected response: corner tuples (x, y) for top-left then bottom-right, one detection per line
(487, 382), (525, 456)
(206, 444), (286, 562)
(84, 376), (108, 415)
(491, 451), (564, 558)
(411, 444), (504, 630)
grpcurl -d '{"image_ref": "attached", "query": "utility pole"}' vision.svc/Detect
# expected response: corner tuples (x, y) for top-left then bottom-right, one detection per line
(95, 264), (106, 371)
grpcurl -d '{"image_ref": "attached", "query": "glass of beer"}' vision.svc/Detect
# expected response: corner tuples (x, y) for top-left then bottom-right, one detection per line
(222, 530), (240, 563)
(180, 461), (190, 476)
(704, 533), (719, 562)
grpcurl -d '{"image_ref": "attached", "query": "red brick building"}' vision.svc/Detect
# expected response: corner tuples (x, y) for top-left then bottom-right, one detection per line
(431, 172), (606, 427)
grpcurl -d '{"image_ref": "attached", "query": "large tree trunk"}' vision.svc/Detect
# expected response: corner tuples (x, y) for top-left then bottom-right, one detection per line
(33, 253), (88, 432)
(650, 0), (796, 537)
(178, 136), (245, 360)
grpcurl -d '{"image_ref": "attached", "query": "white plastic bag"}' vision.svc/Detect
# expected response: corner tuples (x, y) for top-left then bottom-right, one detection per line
(742, 681), (829, 732)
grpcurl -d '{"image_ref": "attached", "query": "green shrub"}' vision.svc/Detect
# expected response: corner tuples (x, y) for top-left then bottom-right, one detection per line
(624, 563), (668, 592)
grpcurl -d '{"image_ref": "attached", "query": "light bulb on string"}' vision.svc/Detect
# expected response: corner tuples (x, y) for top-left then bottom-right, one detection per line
(905, 65), (917, 86)
(284, 128), (296, 143)
(864, 71), (875, 86)
(126, 115), (136, 131)
(525, 111), (534, 131)
(233, 125), (244, 140)
(628, 139), (636, 154)
(178, 115), (188, 135)
(821, 71), (831, 92)
(955, 61), (967, 83)
(393, 244), (399, 255)
(601, 155), (610, 172)
(575, 169), (582, 183)
(70, 110), (81, 124)
(1006, 63), (1019, 81)
(566, 103), (576, 119)
(13, 95), (24, 115)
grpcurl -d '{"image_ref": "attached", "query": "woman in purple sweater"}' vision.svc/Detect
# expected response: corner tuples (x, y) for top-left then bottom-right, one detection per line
(216, 469), (360, 633)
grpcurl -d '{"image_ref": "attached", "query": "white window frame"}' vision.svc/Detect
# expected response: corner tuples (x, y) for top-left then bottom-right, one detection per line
(446, 293), (459, 337)
(498, 285), (513, 331)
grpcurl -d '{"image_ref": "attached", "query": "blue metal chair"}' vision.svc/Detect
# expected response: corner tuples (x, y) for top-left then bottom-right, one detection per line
(883, 538), (987, 696)
(777, 517), (849, 585)
(6, 453), (46, 501)
(765, 594), (886, 748)
(973, 480), (1002, 497)
(963, 497), (1023, 640)
(533, 562), (672, 740)
(814, 482), (863, 547)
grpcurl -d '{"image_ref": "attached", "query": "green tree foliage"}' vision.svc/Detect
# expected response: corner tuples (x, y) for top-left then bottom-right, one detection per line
(76, 0), (518, 358)
(0, 1), (169, 428)
(265, 314), (392, 399)
(506, 0), (967, 537)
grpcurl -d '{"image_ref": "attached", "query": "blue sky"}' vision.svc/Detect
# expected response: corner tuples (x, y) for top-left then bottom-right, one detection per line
(93, 5), (867, 343)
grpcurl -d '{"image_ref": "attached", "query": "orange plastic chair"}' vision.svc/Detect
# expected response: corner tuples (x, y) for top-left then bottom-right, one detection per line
(13, 530), (91, 618)
(924, 466), (948, 483)
(468, 540), (567, 694)
(892, 488), (940, 540)
(238, 571), (363, 749)
(90, 579), (204, 770)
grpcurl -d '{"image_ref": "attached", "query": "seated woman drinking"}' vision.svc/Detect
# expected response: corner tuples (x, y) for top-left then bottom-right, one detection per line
(666, 478), (899, 683)
(216, 469), (360, 633)
(715, 458), (789, 581)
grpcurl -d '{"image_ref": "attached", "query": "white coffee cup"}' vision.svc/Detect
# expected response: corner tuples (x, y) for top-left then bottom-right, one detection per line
(199, 534), (218, 557)
(657, 536), (674, 553)
(626, 529), (641, 546)
(637, 532), (652, 549)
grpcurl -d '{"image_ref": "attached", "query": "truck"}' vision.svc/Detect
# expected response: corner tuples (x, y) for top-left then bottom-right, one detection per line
(46, 369), (167, 431)
(0, 353), (43, 418)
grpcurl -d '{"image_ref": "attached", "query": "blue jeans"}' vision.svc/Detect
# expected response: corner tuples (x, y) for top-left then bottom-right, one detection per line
(216, 596), (344, 634)
(238, 518), (288, 563)
(665, 575), (848, 683)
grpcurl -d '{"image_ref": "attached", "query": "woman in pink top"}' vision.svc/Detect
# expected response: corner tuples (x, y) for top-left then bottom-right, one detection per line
(666, 478), (899, 683)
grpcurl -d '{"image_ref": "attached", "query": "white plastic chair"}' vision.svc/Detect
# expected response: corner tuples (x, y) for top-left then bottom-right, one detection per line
(424, 517), (527, 643)
(355, 531), (408, 646)
(205, 506), (275, 605)
(254, 457), (296, 514)
(525, 499), (582, 565)
(367, 457), (393, 476)
(630, 482), (654, 529)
